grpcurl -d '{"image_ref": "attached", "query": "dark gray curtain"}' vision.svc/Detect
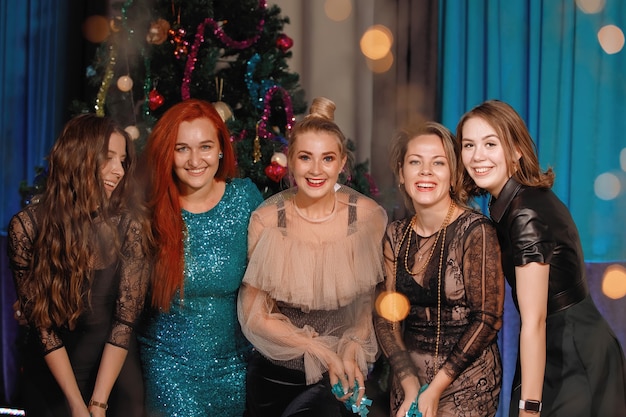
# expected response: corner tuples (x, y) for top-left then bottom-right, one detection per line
(371, 0), (439, 220)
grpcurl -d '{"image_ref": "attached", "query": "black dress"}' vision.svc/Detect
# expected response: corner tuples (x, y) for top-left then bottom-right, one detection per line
(7, 205), (150, 417)
(490, 177), (626, 417)
(375, 211), (504, 417)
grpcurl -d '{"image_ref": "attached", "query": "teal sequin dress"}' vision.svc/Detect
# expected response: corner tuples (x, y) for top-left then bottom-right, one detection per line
(139, 178), (263, 417)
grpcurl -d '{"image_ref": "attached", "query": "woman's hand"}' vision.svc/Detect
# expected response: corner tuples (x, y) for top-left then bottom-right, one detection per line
(340, 343), (366, 405)
(415, 385), (440, 417)
(88, 403), (107, 417)
(325, 350), (351, 402)
(67, 399), (91, 417)
(343, 358), (366, 405)
(12, 300), (27, 325)
(395, 375), (420, 417)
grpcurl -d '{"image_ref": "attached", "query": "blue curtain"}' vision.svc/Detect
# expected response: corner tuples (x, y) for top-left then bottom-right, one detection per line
(438, 1), (626, 416)
(0, 0), (68, 404)
(439, 0), (626, 261)
(1, 1), (69, 232)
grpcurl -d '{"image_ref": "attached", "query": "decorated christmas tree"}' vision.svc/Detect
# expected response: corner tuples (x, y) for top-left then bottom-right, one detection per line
(54, 0), (376, 200)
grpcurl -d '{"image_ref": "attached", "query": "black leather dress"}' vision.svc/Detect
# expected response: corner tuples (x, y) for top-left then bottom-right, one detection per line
(490, 177), (626, 417)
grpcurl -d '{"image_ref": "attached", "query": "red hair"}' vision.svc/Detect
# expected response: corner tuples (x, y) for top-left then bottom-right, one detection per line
(146, 99), (237, 310)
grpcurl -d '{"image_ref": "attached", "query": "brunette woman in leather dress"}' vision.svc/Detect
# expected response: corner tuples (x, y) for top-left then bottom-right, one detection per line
(457, 100), (626, 417)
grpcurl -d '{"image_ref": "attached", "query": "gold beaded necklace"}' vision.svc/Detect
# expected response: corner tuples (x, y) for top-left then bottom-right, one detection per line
(400, 201), (456, 276)
(393, 200), (456, 372)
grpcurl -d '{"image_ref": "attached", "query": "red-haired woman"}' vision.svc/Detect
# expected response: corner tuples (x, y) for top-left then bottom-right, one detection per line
(138, 99), (263, 416)
(8, 114), (152, 417)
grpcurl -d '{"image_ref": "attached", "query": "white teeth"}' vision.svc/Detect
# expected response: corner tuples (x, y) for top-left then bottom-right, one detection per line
(474, 168), (490, 173)
(417, 183), (434, 189)
(308, 179), (324, 184)
(188, 168), (205, 174)
(104, 180), (116, 187)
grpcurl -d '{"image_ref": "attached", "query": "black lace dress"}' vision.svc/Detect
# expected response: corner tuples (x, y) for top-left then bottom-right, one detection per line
(375, 210), (504, 417)
(7, 204), (150, 417)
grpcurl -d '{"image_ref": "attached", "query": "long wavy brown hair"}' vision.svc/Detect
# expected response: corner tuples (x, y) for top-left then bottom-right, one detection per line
(456, 99), (554, 203)
(145, 99), (237, 310)
(27, 114), (140, 330)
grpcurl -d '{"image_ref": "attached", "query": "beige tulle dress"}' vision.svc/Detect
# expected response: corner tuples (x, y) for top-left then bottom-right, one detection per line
(238, 185), (387, 386)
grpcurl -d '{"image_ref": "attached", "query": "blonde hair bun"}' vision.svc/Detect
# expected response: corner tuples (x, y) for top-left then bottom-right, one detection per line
(308, 97), (336, 121)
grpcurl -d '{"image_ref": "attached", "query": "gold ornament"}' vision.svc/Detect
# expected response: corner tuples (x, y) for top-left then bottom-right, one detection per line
(213, 102), (233, 122)
(253, 123), (262, 163)
(146, 18), (171, 45)
(212, 78), (234, 122)
(109, 16), (122, 33)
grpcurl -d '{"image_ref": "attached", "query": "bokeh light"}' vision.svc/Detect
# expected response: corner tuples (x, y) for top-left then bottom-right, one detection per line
(575, 0), (605, 14)
(621, 148), (626, 172)
(360, 25), (393, 60)
(124, 125), (140, 140)
(324, 0), (352, 22)
(117, 75), (134, 92)
(376, 291), (410, 322)
(82, 15), (110, 44)
(598, 25), (625, 54)
(602, 264), (626, 300)
(366, 51), (394, 74)
(594, 172), (621, 200)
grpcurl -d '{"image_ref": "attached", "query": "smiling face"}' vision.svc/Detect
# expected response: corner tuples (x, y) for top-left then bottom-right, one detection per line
(290, 130), (347, 203)
(460, 116), (520, 198)
(101, 132), (126, 199)
(173, 118), (222, 195)
(400, 134), (452, 211)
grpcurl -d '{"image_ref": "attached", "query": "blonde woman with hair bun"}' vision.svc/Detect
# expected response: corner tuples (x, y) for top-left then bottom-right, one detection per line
(238, 97), (387, 416)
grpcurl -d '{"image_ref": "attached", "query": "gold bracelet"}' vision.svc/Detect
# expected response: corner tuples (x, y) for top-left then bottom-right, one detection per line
(89, 399), (108, 410)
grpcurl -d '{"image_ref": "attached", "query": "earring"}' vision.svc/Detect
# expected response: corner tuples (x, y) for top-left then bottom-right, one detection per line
(218, 152), (223, 159)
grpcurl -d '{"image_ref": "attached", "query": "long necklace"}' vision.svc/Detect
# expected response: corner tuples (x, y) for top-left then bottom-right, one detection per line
(401, 201), (456, 276)
(393, 200), (456, 373)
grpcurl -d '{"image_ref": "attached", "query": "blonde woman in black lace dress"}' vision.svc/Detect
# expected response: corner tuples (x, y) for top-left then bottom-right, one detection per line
(374, 122), (504, 417)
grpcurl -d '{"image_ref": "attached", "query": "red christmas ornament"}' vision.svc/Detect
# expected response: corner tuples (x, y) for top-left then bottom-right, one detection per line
(276, 34), (294, 53)
(264, 161), (287, 182)
(148, 88), (165, 111)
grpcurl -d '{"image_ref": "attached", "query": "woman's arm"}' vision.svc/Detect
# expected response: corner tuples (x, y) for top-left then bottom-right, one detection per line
(237, 283), (350, 391)
(44, 348), (90, 417)
(89, 344), (128, 416)
(515, 262), (548, 417)
(373, 223), (422, 417)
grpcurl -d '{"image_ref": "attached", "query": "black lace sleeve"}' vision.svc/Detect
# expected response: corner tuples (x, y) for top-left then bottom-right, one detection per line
(7, 207), (64, 353)
(107, 215), (151, 349)
(373, 220), (419, 383)
(440, 219), (504, 380)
